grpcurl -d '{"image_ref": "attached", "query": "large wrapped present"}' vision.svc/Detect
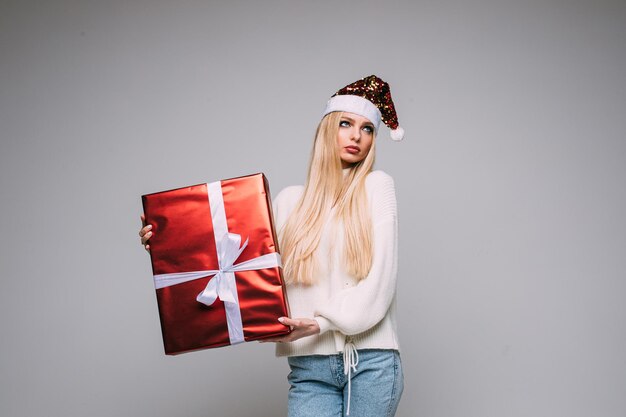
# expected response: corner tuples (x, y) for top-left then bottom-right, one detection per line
(142, 173), (290, 354)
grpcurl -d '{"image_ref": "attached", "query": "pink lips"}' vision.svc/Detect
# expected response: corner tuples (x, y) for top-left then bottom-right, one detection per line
(345, 146), (360, 154)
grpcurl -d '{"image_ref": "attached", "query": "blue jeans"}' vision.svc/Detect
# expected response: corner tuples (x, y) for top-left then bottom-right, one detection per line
(287, 349), (404, 417)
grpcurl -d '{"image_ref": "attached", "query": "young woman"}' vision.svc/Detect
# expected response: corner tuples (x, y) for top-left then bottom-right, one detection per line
(140, 75), (405, 417)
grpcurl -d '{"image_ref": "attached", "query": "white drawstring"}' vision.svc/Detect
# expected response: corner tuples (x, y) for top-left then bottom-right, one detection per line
(343, 341), (359, 416)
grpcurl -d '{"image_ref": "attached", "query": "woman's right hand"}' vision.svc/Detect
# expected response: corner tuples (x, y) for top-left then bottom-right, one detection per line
(139, 214), (153, 252)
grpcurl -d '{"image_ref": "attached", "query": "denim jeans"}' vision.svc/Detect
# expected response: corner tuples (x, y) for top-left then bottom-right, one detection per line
(287, 349), (403, 417)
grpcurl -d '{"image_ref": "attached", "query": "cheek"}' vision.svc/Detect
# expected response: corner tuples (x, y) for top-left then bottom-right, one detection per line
(336, 129), (349, 147)
(362, 136), (374, 153)
(336, 129), (345, 141)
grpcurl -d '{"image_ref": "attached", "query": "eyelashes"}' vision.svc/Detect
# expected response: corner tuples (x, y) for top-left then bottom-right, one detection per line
(339, 120), (374, 134)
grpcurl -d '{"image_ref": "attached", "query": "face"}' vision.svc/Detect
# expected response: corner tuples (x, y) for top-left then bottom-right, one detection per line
(336, 112), (375, 169)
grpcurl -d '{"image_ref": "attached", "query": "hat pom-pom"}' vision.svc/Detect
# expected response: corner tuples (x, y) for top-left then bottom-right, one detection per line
(390, 126), (404, 141)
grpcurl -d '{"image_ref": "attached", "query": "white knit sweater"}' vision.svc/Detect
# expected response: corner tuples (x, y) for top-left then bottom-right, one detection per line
(272, 170), (400, 357)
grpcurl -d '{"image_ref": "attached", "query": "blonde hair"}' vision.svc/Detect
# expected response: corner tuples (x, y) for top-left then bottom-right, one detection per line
(279, 112), (375, 285)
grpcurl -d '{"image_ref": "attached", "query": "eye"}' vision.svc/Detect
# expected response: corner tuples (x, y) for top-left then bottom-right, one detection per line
(339, 120), (350, 128)
(363, 125), (374, 134)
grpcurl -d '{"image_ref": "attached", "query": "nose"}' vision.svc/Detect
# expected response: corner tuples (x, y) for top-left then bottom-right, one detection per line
(351, 126), (361, 142)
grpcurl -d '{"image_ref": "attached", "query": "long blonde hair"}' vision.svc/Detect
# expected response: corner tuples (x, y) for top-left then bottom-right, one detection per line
(279, 112), (375, 285)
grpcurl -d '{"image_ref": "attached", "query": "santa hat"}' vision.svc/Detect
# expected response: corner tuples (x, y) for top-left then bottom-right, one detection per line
(323, 74), (404, 141)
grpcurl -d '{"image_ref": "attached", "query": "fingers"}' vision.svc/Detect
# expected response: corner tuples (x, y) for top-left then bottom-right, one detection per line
(139, 226), (153, 244)
(259, 318), (299, 343)
(259, 319), (319, 344)
(278, 317), (300, 327)
(139, 215), (153, 240)
(139, 221), (151, 237)
(139, 214), (153, 250)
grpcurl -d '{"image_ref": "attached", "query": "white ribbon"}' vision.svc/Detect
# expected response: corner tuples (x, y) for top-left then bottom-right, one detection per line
(343, 341), (359, 416)
(152, 180), (282, 345)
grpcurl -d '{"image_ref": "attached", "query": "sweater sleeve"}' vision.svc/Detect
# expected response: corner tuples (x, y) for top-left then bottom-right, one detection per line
(313, 171), (398, 336)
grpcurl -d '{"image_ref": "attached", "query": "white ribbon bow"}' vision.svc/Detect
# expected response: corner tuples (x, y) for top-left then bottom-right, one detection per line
(196, 232), (248, 305)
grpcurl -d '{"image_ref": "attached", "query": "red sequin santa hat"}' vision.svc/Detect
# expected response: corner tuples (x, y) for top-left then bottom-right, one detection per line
(323, 74), (404, 141)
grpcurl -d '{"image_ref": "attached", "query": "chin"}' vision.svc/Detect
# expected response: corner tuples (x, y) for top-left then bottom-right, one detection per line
(341, 154), (362, 164)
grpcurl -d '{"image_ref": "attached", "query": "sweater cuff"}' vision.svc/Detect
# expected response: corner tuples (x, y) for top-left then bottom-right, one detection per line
(314, 316), (334, 335)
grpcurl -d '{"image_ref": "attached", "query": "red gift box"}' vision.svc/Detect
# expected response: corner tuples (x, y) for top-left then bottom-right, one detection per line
(142, 173), (290, 355)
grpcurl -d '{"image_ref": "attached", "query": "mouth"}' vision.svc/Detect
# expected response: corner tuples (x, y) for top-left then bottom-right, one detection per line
(345, 146), (360, 154)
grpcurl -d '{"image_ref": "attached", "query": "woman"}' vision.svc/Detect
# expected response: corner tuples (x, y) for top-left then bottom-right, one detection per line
(140, 75), (405, 417)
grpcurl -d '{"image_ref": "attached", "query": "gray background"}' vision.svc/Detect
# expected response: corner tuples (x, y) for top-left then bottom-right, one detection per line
(1, 1), (625, 416)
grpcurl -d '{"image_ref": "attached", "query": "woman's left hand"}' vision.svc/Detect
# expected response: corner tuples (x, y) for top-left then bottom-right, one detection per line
(260, 317), (320, 343)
